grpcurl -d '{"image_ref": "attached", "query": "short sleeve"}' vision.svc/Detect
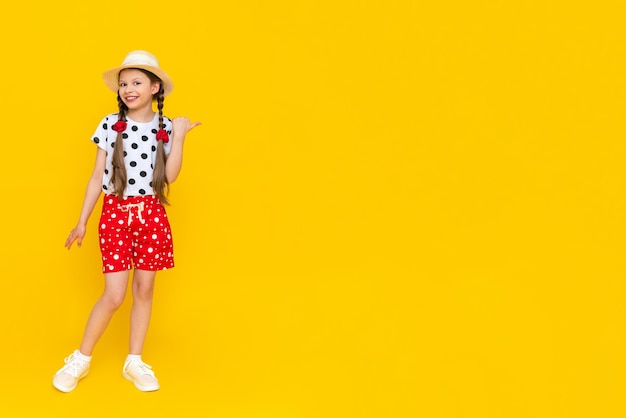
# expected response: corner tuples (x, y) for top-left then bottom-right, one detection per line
(91, 115), (111, 150)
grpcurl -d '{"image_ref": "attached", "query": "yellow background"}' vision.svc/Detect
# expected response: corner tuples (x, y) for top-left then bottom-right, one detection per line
(0, 0), (624, 417)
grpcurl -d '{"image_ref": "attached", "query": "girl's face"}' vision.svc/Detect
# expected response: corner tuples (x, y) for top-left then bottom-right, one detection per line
(118, 69), (160, 111)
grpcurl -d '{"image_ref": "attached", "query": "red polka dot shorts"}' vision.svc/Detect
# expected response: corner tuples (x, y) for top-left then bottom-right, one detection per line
(98, 195), (174, 273)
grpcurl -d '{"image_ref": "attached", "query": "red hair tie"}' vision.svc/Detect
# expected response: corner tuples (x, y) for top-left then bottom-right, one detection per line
(112, 121), (127, 132)
(156, 129), (169, 143)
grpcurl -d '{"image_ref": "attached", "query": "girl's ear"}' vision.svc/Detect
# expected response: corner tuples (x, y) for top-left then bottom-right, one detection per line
(151, 82), (161, 94)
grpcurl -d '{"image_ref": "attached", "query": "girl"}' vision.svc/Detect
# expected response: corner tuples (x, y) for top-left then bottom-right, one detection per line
(53, 50), (200, 392)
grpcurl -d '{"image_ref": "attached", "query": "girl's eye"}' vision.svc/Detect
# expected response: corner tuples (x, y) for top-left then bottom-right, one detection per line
(120, 82), (127, 87)
(134, 82), (141, 86)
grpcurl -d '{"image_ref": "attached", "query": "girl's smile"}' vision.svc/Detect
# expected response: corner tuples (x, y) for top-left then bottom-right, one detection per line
(118, 69), (160, 117)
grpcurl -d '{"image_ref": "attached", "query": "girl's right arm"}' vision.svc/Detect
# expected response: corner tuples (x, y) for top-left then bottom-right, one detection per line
(65, 147), (106, 249)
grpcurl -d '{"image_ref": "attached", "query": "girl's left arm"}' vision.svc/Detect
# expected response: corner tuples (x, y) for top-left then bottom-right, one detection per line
(165, 117), (201, 184)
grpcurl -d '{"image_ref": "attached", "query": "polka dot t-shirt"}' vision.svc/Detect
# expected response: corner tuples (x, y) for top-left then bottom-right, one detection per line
(91, 112), (172, 197)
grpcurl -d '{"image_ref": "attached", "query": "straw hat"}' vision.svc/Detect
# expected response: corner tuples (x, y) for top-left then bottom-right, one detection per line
(102, 50), (174, 96)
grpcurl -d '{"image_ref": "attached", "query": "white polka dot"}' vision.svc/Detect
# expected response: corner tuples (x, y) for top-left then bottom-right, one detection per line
(108, 265), (114, 270)
(155, 254), (160, 259)
(118, 220), (124, 225)
(118, 240), (124, 246)
(148, 247), (154, 253)
(113, 254), (120, 260)
(101, 224), (106, 229)
(111, 213), (116, 218)
(152, 234), (158, 239)
(154, 217), (159, 223)
(101, 238), (105, 244)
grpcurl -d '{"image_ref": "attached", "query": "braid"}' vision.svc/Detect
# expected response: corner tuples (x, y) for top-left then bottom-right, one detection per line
(111, 93), (128, 201)
(153, 85), (170, 205)
(157, 87), (165, 130)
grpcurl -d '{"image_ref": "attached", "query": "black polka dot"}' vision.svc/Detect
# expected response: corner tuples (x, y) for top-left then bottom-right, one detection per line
(140, 171), (147, 177)
(131, 126), (138, 131)
(130, 161), (137, 167)
(151, 146), (156, 152)
(150, 164), (154, 169)
(103, 185), (108, 190)
(149, 181), (153, 187)
(131, 143), (138, 149)
(129, 179), (136, 185)
(151, 129), (158, 134)
(142, 135), (149, 142)
(139, 189), (146, 195)
(102, 123), (107, 130)
(124, 151), (128, 157)
(141, 153), (148, 159)
(167, 130), (172, 135)
(94, 137), (100, 144)
(111, 142), (116, 148)
(105, 169), (109, 175)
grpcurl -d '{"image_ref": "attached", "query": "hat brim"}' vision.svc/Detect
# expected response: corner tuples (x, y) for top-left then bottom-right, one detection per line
(102, 64), (174, 97)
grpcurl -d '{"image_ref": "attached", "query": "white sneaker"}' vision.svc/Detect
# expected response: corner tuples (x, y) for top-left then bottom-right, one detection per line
(53, 350), (90, 392)
(123, 358), (160, 391)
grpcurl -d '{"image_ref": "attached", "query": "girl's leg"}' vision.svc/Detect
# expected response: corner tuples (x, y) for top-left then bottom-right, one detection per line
(79, 270), (130, 356)
(129, 269), (157, 354)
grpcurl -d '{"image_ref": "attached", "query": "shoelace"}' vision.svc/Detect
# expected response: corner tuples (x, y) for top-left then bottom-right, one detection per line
(126, 360), (156, 377)
(61, 354), (87, 377)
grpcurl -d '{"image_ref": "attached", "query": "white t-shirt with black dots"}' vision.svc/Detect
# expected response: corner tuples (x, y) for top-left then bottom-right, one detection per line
(91, 113), (172, 197)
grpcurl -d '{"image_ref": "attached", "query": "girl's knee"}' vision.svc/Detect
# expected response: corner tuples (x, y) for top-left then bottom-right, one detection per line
(132, 283), (154, 302)
(102, 291), (126, 310)
(132, 272), (156, 301)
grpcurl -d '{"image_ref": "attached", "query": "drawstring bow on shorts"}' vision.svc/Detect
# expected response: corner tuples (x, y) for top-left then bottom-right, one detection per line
(119, 201), (146, 226)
